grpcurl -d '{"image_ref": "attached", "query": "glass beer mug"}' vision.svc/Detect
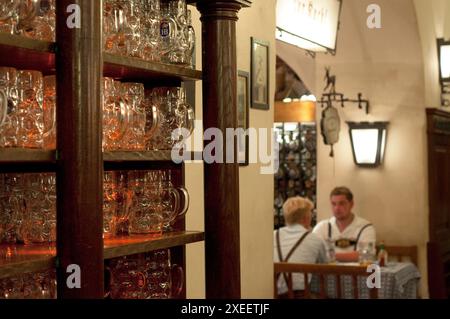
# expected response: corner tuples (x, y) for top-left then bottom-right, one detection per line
(128, 171), (163, 236)
(158, 170), (189, 232)
(0, 67), (19, 148)
(16, 70), (44, 148)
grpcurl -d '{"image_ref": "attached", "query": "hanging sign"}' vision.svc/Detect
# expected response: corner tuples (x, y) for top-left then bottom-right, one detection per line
(276, 0), (342, 52)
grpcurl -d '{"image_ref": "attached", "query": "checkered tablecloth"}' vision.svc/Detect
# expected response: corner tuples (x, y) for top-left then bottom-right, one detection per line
(310, 262), (421, 299)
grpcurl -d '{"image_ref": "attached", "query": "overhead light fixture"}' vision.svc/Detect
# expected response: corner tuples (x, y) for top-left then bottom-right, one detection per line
(347, 122), (389, 167)
(437, 38), (450, 106)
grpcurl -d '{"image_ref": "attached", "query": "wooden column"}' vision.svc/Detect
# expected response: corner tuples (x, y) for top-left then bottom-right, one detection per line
(56, 1), (103, 298)
(197, 0), (251, 299)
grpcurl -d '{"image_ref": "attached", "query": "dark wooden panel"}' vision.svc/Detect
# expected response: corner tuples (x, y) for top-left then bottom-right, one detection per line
(197, 0), (245, 299)
(0, 245), (55, 279)
(103, 53), (202, 85)
(56, 0), (104, 299)
(103, 231), (204, 260)
(427, 108), (450, 299)
(0, 33), (55, 74)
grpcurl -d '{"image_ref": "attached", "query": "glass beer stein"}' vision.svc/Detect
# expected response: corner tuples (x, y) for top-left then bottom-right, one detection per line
(0, 67), (19, 148)
(42, 75), (56, 150)
(128, 171), (163, 236)
(16, 70), (44, 148)
(158, 170), (189, 232)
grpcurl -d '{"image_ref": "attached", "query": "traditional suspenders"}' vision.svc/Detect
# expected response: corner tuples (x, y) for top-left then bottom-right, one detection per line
(276, 229), (311, 289)
(328, 221), (373, 251)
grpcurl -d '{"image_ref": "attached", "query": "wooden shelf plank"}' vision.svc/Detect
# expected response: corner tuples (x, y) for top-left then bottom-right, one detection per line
(187, 0), (251, 7)
(103, 151), (203, 162)
(0, 33), (55, 74)
(0, 149), (56, 163)
(0, 245), (56, 279)
(103, 231), (205, 260)
(103, 53), (202, 83)
(0, 231), (204, 279)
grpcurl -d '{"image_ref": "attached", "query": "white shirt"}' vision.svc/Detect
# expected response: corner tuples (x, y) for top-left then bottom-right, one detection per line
(313, 214), (376, 253)
(274, 224), (328, 294)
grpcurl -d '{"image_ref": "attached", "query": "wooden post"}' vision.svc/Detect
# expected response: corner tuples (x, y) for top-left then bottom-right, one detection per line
(197, 0), (251, 299)
(55, 0), (103, 298)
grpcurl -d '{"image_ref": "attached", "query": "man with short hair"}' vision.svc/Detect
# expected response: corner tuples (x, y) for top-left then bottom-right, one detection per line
(274, 196), (328, 296)
(313, 186), (376, 261)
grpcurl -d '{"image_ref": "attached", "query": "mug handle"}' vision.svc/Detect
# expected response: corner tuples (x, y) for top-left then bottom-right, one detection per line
(42, 99), (56, 140)
(175, 186), (189, 220)
(171, 264), (184, 298)
(145, 104), (159, 142)
(166, 187), (181, 226)
(185, 105), (195, 136)
(104, 265), (113, 299)
(0, 89), (7, 127)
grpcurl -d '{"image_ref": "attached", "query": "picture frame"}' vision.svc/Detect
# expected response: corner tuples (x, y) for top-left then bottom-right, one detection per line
(251, 37), (270, 110)
(237, 70), (250, 166)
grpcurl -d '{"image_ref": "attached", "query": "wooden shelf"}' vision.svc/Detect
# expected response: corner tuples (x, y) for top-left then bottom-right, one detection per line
(0, 33), (55, 74)
(0, 231), (204, 279)
(103, 231), (205, 260)
(0, 149), (56, 163)
(103, 53), (202, 84)
(186, 0), (251, 6)
(0, 245), (56, 279)
(103, 150), (203, 162)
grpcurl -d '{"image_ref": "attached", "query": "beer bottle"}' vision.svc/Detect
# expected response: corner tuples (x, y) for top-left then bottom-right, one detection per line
(377, 242), (388, 267)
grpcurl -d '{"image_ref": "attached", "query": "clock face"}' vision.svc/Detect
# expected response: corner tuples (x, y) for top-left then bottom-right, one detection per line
(320, 105), (341, 145)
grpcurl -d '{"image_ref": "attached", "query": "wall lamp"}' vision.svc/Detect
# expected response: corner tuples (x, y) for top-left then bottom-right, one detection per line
(347, 122), (389, 167)
(437, 38), (450, 106)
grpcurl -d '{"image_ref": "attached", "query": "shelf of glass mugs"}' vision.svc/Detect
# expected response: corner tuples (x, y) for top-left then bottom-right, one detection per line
(0, 248), (184, 299)
(0, 169), (190, 245)
(0, 67), (195, 152)
(0, 0), (196, 68)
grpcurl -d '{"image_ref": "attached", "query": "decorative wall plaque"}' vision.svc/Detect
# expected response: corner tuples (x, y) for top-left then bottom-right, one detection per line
(320, 104), (340, 157)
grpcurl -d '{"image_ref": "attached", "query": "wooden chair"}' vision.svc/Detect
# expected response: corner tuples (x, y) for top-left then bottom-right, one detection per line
(274, 262), (379, 299)
(382, 245), (418, 266)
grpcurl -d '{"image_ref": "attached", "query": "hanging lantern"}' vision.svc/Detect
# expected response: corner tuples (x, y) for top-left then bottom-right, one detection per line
(347, 122), (389, 167)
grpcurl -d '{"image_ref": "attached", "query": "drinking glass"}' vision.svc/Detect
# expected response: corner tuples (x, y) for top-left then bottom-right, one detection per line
(159, 2), (178, 64)
(147, 249), (183, 299)
(0, 0), (19, 34)
(141, 0), (161, 62)
(107, 253), (150, 299)
(19, 173), (56, 244)
(0, 67), (19, 148)
(146, 87), (185, 150)
(158, 170), (189, 232)
(21, 0), (55, 41)
(102, 78), (127, 151)
(16, 0), (40, 36)
(185, 9), (196, 68)
(128, 170), (163, 236)
(103, 171), (118, 238)
(167, 0), (189, 65)
(16, 70), (44, 148)
(123, 0), (143, 58)
(43, 75), (56, 150)
(121, 82), (146, 150)
(103, 0), (127, 55)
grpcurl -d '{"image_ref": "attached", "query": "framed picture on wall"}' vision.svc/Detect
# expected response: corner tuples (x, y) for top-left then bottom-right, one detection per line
(251, 37), (270, 110)
(237, 70), (250, 166)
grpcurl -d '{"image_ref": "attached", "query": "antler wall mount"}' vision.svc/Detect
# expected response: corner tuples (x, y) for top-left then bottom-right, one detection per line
(319, 67), (370, 114)
(319, 67), (371, 157)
